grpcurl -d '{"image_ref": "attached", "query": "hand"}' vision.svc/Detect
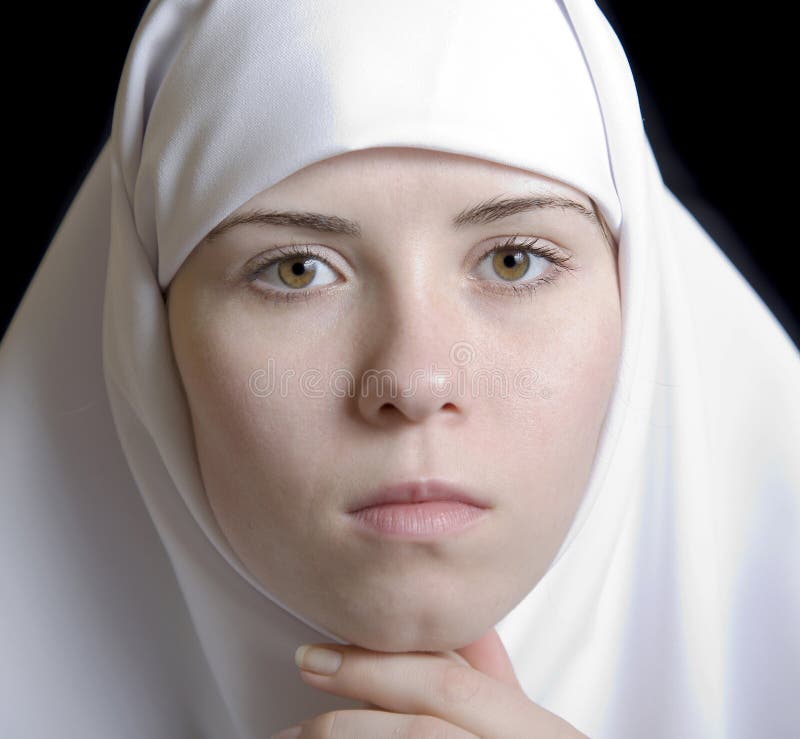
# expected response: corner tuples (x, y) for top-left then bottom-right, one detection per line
(271, 627), (588, 738)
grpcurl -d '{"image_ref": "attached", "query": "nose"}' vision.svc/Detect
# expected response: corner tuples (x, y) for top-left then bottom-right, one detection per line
(355, 319), (471, 427)
(357, 364), (462, 425)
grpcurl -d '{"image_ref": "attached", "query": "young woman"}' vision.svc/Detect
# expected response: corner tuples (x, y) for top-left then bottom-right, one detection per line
(3, 2), (798, 737)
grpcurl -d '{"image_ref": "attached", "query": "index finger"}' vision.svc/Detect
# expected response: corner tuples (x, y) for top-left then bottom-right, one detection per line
(296, 644), (579, 738)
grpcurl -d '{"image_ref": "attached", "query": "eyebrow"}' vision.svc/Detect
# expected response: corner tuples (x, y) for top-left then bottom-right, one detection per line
(204, 193), (599, 242)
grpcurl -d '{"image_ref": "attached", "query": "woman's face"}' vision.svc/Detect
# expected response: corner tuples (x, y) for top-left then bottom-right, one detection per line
(166, 147), (621, 653)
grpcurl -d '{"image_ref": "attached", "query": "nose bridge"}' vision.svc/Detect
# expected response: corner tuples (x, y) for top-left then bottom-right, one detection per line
(385, 264), (469, 369)
(356, 282), (469, 424)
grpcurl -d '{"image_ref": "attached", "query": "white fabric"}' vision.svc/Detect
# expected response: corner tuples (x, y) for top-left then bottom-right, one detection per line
(2, 1), (799, 737)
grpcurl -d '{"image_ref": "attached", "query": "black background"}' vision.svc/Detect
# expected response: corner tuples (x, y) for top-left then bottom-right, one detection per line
(4, 3), (797, 348)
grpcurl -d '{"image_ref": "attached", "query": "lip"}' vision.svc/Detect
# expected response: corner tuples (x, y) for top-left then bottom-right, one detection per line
(347, 478), (491, 513)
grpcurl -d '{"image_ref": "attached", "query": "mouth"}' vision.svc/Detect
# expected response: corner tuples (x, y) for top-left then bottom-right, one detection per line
(346, 478), (492, 538)
(347, 478), (492, 513)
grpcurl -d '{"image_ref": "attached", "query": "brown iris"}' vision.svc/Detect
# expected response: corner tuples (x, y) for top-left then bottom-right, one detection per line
(492, 249), (530, 281)
(278, 257), (317, 288)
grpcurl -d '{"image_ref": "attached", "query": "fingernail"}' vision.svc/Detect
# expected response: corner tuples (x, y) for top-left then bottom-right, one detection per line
(295, 644), (343, 675)
(271, 725), (302, 739)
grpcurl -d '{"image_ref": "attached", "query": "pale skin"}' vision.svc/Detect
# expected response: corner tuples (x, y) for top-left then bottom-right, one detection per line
(166, 146), (620, 736)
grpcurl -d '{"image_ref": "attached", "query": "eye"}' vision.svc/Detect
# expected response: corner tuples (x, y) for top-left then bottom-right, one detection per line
(244, 245), (342, 304)
(471, 234), (577, 298)
(242, 235), (576, 305)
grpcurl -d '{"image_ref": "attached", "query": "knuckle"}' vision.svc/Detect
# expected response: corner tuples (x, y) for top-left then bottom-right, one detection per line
(404, 714), (452, 739)
(435, 663), (482, 705)
(301, 710), (339, 739)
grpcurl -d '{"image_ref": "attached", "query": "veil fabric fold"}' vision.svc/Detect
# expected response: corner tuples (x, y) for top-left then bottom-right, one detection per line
(3, 2), (798, 737)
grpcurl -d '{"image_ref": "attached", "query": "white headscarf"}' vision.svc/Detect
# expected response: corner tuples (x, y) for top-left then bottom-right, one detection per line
(3, 1), (799, 737)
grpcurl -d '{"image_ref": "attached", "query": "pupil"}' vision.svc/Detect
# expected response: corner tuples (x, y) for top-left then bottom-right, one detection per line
(291, 261), (305, 275)
(503, 254), (518, 267)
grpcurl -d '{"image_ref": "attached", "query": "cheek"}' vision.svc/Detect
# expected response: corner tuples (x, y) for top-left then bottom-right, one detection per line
(170, 305), (339, 523)
(488, 286), (621, 525)
(544, 300), (621, 430)
(173, 292), (311, 437)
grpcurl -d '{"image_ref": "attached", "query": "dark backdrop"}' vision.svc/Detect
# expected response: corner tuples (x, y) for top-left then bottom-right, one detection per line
(5, 3), (797, 348)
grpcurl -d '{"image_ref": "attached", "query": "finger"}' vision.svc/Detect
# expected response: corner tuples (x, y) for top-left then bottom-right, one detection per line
(274, 709), (479, 739)
(453, 627), (524, 692)
(294, 643), (575, 738)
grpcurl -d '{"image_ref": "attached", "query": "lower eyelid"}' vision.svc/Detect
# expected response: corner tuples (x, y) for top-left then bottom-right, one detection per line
(470, 267), (565, 299)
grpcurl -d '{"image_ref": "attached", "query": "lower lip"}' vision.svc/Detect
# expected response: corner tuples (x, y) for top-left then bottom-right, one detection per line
(348, 501), (489, 537)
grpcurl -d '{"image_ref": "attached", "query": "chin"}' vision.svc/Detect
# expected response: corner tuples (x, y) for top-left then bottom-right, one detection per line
(327, 609), (495, 654)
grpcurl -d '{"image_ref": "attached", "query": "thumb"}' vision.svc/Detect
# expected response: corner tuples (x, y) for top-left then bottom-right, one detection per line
(454, 627), (524, 692)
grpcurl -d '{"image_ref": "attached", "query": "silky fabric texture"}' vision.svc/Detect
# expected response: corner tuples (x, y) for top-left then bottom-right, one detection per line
(2, 2), (799, 739)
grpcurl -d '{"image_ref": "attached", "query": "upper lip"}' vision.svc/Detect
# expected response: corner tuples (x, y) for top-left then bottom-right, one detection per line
(347, 478), (491, 513)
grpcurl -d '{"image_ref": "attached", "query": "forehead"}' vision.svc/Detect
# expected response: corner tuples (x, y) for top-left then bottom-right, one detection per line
(236, 146), (594, 213)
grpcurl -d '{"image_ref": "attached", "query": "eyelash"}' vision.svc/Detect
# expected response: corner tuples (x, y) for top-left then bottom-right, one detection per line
(473, 235), (578, 301)
(243, 234), (577, 306)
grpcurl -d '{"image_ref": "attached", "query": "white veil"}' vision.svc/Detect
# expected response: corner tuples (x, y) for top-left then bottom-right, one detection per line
(3, 1), (798, 737)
